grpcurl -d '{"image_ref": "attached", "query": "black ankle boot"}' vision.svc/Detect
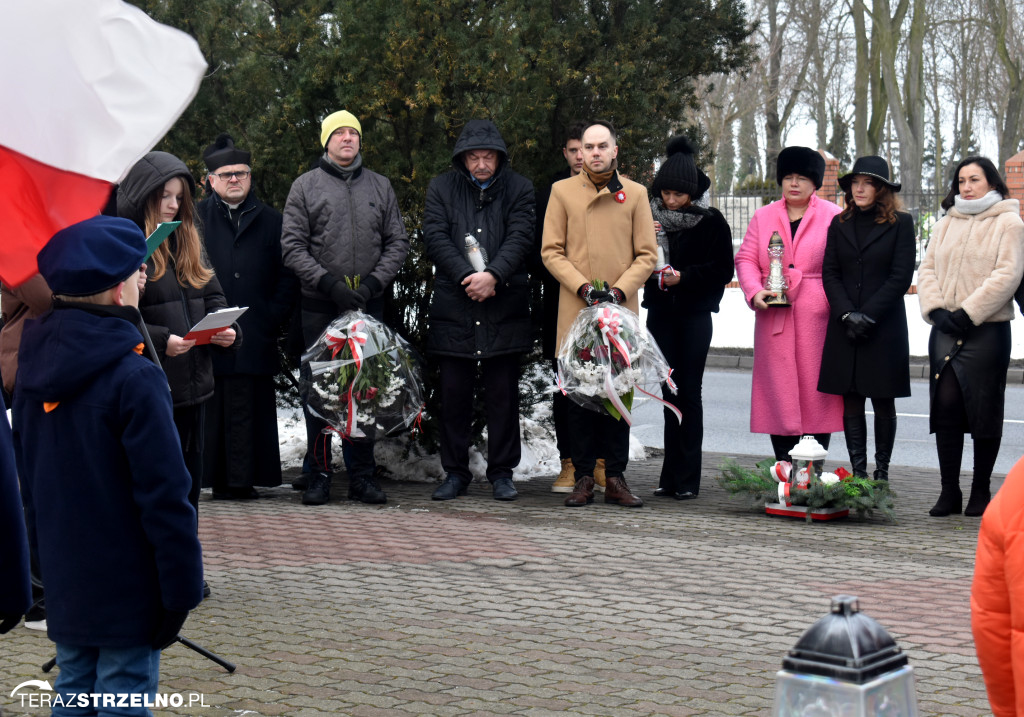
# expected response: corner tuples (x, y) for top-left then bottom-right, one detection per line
(349, 473), (387, 504)
(929, 488), (963, 516)
(873, 415), (897, 481)
(302, 472), (331, 506)
(964, 480), (991, 517)
(843, 414), (868, 478)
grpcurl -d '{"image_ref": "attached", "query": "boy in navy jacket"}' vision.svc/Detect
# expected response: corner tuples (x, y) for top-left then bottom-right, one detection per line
(12, 216), (203, 713)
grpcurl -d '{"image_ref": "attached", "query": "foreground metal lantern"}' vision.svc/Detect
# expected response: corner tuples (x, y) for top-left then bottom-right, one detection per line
(773, 595), (918, 716)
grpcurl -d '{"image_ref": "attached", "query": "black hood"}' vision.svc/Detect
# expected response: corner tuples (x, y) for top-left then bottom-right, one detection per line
(116, 151), (196, 229)
(451, 119), (508, 170)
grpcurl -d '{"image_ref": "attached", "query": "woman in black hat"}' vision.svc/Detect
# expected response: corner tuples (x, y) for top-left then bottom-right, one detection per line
(818, 156), (915, 482)
(643, 136), (734, 499)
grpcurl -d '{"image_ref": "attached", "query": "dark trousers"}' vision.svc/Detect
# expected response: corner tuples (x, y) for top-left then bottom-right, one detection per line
(173, 403), (205, 512)
(204, 374), (282, 489)
(568, 401), (630, 480)
(551, 359), (571, 459)
(437, 354), (521, 482)
(300, 306), (377, 479)
(650, 312), (713, 495)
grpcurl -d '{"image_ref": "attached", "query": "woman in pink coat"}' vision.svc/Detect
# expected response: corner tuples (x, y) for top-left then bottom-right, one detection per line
(735, 147), (843, 461)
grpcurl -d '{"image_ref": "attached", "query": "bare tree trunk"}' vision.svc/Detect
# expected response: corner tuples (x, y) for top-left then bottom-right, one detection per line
(986, 0), (1024, 165)
(874, 0), (926, 201)
(851, 0), (870, 156)
(764, 0), (783, 180)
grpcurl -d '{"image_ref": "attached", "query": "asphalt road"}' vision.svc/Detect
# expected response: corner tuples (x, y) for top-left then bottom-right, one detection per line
(630, 369), (1024, 475)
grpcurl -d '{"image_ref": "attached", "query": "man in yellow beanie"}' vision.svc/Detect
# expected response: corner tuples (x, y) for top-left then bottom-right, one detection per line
(282, 110), (409, 506)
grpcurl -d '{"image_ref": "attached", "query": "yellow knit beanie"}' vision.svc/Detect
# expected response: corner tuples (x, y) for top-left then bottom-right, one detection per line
(320, 110), (362, 147)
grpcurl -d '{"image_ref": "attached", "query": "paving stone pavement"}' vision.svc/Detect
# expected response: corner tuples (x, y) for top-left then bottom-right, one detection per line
(0, 452), (999, 716)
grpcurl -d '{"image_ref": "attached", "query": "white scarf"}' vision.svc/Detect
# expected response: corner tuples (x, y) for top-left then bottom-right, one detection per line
(954, 190), (1002, 215)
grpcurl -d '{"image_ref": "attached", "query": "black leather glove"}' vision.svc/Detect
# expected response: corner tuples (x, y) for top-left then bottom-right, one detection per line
(578, 283), (612, 306)
(0, 613), (22, 634)
(151, 609), (188, 650)
(843, 311), (876, 342)
(950, 308), (972, 333)
(609, 287), (626, 304)
(329, 282), (366, 313)
(930, 308), (958, 335)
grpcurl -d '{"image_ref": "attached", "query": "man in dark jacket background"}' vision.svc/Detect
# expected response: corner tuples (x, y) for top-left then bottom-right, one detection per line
(281, 110), (409, 506)
(423, 119), (535, 502)
(197, 133), (297, 499)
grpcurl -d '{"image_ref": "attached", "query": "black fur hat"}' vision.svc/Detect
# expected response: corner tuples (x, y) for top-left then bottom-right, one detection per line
(651, 136), (711, 199)
(776, 146), (825, 189)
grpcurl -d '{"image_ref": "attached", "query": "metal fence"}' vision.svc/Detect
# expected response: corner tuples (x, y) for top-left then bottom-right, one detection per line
(706, 188), (945, 268)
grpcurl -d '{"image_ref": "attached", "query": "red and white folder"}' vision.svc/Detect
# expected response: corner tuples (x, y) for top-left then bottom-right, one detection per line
(184, 307), (247, 345)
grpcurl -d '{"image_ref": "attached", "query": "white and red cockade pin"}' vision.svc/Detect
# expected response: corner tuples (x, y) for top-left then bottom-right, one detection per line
(614, 190), (626, 203)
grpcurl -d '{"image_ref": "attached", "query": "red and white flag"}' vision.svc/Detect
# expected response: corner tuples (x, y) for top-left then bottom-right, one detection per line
(0, 0), (207, 287)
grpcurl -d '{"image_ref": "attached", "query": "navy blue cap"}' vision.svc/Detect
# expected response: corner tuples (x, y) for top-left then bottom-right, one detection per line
(38, 216), (147, 297)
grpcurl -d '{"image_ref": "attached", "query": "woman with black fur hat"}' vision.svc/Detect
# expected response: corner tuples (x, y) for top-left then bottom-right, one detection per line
(643, 136), (734, 500)
(817, 156), (915, 483)
(735, 147), (843, 463)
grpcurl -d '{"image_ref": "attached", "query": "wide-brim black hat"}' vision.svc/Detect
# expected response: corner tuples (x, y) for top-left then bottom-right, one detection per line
(776, 146), (825, 189)
(838, 155), (901, 192)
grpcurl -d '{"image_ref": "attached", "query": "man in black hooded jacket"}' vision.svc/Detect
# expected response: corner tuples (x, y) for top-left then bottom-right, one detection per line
(423, 119), (535, 502)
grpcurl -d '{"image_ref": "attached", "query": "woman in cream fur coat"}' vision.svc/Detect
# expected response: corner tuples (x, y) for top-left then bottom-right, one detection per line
(918, 155), (1024, 518)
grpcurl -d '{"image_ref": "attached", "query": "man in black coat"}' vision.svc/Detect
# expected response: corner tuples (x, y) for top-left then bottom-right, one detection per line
(197, 134), (297, 499)
(423, 119), (535, 502)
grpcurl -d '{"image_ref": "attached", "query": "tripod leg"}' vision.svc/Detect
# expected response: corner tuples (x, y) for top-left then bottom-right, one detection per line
(174, 635), (236, 673)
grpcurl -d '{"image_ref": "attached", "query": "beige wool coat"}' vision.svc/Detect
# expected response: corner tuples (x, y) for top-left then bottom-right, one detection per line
(918, 198), (1024, 325)
(541, 171), (658, 352)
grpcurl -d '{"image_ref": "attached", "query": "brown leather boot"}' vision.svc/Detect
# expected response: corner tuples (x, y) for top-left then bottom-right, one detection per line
(604, 475), (643, 507)
(564, 476), (595, 507)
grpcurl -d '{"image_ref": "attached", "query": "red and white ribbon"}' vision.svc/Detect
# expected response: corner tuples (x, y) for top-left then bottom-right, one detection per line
(636, 385), (682, 424)
(325, 319), (369, 437)
(654, 265), (680, 291)
(597, 307), (633, 424)
(777, 481), (792, 506)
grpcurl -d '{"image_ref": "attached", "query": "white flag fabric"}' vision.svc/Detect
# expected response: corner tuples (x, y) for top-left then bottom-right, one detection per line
(1, 0), (207, 182)
(0, 0), (207, 286)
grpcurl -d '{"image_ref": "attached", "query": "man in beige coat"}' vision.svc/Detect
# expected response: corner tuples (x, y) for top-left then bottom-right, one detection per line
(541, 121), (658, 508)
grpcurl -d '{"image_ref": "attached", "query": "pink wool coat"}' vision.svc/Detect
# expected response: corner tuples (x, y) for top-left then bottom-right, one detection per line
(735, 195), (844, 435)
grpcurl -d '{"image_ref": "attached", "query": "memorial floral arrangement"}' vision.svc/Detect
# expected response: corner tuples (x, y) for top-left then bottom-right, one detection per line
(557, 283), (679, 425)
(717, 457), (897, 523)
(303, 310), (424, 440)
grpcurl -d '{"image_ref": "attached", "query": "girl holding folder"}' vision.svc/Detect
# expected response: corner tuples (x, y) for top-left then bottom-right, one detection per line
(117, 151), (239, 518)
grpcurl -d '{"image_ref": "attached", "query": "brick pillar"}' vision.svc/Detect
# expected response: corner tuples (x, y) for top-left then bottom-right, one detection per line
(817, 150), (841, 205)
(1005, 151), (1024, 221)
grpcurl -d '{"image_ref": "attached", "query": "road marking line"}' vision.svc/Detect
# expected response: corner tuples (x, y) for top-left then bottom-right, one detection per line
(868, 411), (1024, 424)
